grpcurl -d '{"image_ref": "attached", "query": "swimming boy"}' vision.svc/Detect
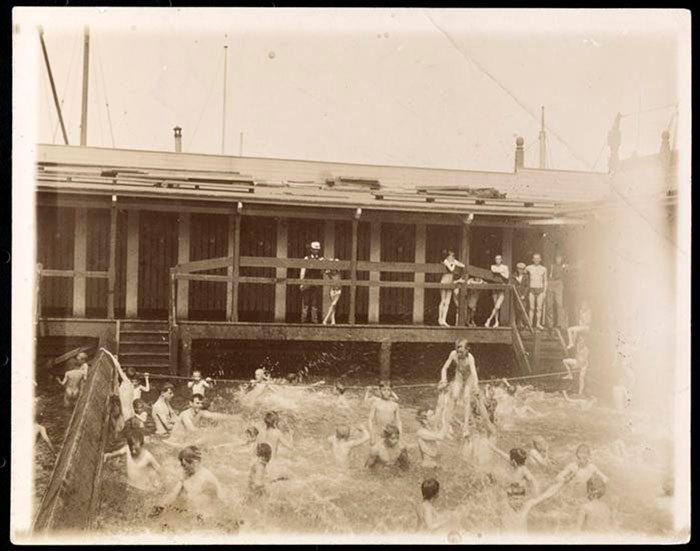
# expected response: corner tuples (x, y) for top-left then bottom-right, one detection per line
(438, 338), (479, 437)
(167, 393), (237, 445)
(153, 445), (224, 517)
(577, 474), (614, 532)
(368, 382), (402, 444)
(152, 382), (177, 436)
(76, 352), (90, 375)
(501, 479), (566, 533)
(556, 444), (609, 489)
(328, 424), (370, 469)
(258, 411), (294, 460)
(56, 364), (87, 407)
(415, 408), (449, 468)
(366, 424), (410, 471)
(188, 370), (214, 397)
(126, 399), (149, 431)
(103, 427), (162, 491)
(529, 436), (551, 467)
(416, 478), (452, 532)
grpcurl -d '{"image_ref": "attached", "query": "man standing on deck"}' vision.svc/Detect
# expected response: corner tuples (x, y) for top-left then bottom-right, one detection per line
(526, 253), (547, 330)
(299, 241), (324, 324)
(546, 253), (569, 335)
(510, 262), (530, 329)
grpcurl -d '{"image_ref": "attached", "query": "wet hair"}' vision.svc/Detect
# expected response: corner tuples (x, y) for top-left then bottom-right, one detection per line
(510, 448), (528, 466)
(442, 248), (456, 258)
(256, 442), (272, 462)
(335, 425), (351, 440)
(421, 478), (440, 501)
(161, 382), (175, 394)
(587, 474), (606, 499)
(179, 445), (202, 464)
(133, 398), (147, 412)
(507, 385), (517, 395)
(125, 426), (145, 448)
(245, 426), (259, 440)
(455, 338), (469, 351)
(507, 483), (526, 497)
(416, 408), (431, 423)
(191, 393), (204, 403)
(576, 443), (591, 456)
(76, 352), (88, 362)
(383, 424), (400, 439)
(264, 411), (279, 428)
(192, 370), (202, 377)
(126, 367), (137, 379)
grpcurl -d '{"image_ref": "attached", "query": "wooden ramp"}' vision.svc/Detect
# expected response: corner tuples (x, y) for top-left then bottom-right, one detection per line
(33, 349), (117, 533)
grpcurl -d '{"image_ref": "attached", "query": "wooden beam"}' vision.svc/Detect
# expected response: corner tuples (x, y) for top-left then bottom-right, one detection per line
(72, 208), (88, 317)
(125, 210), (140, 318)
(501, 227), (513, 324)
(182, 335), (193, 377)
(368, 221), (381, 324)
(413, 224), (426, 324)
(226, 212), (241, 322)
(379, 340), (392, 381)
(458, 223), (470, 326)
(322, 220), (336, 317)
(107, 204), (117, 319)
(176, 213), (191, 320)
(274, 218), (288, 322)
(349, 219), (359, 324)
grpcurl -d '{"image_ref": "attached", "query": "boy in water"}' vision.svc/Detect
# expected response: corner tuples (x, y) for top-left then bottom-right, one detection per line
(188, 370), (214, 397)
(167, 393), (237, 446)
(367, 382), (402, 444)
(76, 352), (90, 375)
(328, 424), (370, 469)
(562, 335), (589, 394)
(131, 372), (150, 401)
(366, 424), (410, 471)
(529, 436), (552, 467)
(416, 478), (452, 532)
(577, 474), (614, 532)
(103, 427), (162, 491)
(152, 382), (177, 436)
(153, 445), (223, 517)
(126, 399), (149, 431)
(437, 338), (479, 437)
(258, 411), (294, 460)
(491, 446), (540, 495)
(34, 420), (55, 454)
(556, 444), (609, 489)
(56, 364), (87, 407)
(249, 442), (272, 496)
(501, 479), (566, 533)
(415, 408), (449, 468)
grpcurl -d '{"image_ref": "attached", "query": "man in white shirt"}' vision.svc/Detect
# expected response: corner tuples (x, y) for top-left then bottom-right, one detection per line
(526, 254), (547, 330)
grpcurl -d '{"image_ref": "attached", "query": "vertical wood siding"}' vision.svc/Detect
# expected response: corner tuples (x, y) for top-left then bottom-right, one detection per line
(188, 213), (228, 320)
(239, 216), (277, 322)
(380, 222), (416, 324)
(37, 206), (75, 316)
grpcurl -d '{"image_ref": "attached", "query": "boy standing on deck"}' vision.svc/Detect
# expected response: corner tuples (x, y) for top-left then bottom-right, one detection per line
(526, 253), (547, 330)
(368, 383), (403, 445)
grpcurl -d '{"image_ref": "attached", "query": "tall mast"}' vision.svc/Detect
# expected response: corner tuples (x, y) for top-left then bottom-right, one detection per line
(221, 44), (228, 154)
(538, 106), (547, 169)
(38, 26), (69, 145)
(79, 26), (90, 146)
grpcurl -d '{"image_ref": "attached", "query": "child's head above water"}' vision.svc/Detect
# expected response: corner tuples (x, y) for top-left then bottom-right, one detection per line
(245, 426), (259, 442)
(256, 442), (272, 464)
(335, 425), (351, 440)
(455, 338), (469, 356)
(587, 474), (606, 500)
(379, 382), (393, 400)
(416, 408), (434, 426)
(509, 447), (528, 467)
(76, 352), (88, 363)
(179, 445), (202, 475)
(192, 370), (202, 380)
(533, 436), (548, 453)
(190, 393), (204, 411)
(421, 478), (440, 501)
(125, 426), (145, 456)
(264, 411), (280, 428)
(507, 385), (517, 396)
(576, 443), (591, 466)
(133, 398), (147, 415)
(383, 424), (401, 447)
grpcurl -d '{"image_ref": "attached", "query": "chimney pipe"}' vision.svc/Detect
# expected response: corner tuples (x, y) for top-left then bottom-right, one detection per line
(514, 136), (525, 171)
(174, 126), (182, 153)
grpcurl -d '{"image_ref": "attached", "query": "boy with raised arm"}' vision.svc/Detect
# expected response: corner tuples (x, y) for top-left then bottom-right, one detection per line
(556, 444), (609, 490)
(366, 424), (410, 471)
(258, 411), (294, 460)
(437, 338), (478, 437)
(328, 424), (370, 469)
(577, 474), (615, 533)
(415, 407), (449, 468)
(367, 382), (402, 445)
(104, 426), (162, 491)
(167, 393), (237, 446)
(501, 478), (567, 533)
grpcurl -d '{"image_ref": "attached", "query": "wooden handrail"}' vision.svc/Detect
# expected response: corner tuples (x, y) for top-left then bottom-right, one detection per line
(510, 284), (534, 334)
(40, 269), (109, 279)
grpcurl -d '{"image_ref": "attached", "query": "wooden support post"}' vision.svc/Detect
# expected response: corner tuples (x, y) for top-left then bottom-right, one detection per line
(368, 220), (381, 324)
(322, 220), (336, 318)
(274, 218), (288, 322)
(458, 222), (471, 326)
(349, 218), (359, 325)
(107, 204), (117, 319)
(182, 335), (193, 377)
(413, 224), (426, 325)
(226, 212), (241, 322)
(501, 227), (513, 325)
(532, 331), (542, 372)
(177, 213), (191, 320)
(73, 208), (87, 317)
(379, 339), (392, 381)
(125, 210), (140, 318)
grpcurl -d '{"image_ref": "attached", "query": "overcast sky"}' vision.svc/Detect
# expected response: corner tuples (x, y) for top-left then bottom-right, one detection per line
(23, 8), (685, 173)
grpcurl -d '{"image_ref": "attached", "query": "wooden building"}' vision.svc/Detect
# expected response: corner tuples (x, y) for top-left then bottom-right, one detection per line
(35, 136), (612, 378)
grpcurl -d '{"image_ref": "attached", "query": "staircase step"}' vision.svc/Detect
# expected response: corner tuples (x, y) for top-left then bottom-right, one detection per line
(119, 364), (172, 375)
(118, 342), (170, 355)
(119, 320), (169, 332)
(117, 355), (171, 367)
(119, 331), (170, 342)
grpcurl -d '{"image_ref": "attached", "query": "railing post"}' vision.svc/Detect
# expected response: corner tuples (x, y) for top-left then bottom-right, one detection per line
(169, 269), (179, 375)
(274, 218), (288, 322)
(502, 227), (513, 325)
(368, 220), (381, 324)
(349, 212), (360, 325)
(35, 263), (43, 337)
(107, 202), (117, 320)
(413, 224), (426, 325)
(458, 218), (471, 326)
(227, 205), (242, 322)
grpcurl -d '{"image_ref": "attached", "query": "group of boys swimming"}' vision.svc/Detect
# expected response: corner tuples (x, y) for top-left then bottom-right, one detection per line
(44, 337), (641, 536)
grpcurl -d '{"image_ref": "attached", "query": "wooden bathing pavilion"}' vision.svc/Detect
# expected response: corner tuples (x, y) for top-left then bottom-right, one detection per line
(34, 136), (612, 379)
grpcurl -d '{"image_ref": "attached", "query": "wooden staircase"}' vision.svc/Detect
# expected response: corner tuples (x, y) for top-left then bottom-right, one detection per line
(521, 329), (570, 373)
(116, 320), (171, 374)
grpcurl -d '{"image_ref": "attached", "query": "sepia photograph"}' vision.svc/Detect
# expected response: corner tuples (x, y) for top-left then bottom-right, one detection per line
(11, 7), (690, 545)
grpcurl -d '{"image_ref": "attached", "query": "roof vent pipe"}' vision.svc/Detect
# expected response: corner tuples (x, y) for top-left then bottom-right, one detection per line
(514, 136), (525, 171)
(174, 126), (182, 153)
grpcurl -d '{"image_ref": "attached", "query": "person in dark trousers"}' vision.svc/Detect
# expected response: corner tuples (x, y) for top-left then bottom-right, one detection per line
(300, 241), (324, 323)
(510, 262), (530, 329)
(546, 253), (569, 334)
